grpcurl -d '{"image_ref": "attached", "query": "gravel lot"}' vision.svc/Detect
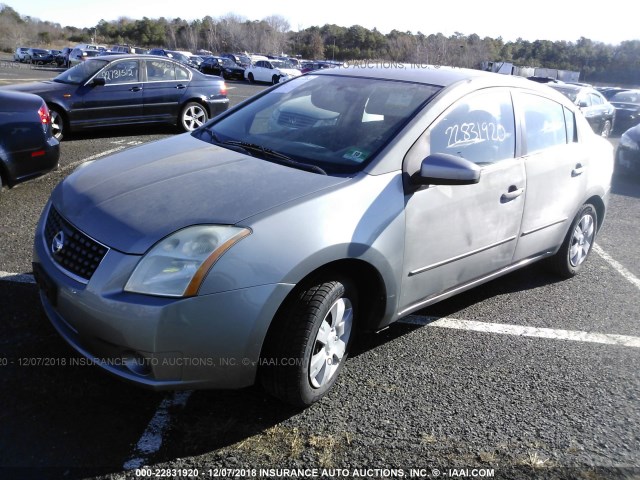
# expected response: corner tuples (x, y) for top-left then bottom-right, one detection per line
(0, 61), (638, 480)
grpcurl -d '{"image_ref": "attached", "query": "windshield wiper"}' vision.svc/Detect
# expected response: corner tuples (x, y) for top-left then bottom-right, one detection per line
(196, 131), (327, 175)
(223, 140), (327, 175)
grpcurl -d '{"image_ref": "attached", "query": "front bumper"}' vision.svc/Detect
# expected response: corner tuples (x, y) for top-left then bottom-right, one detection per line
(33, 204), (293, 390)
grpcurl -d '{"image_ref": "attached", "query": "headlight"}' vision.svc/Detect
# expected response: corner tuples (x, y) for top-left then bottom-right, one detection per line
(620, 133), (639, 151)
(125, 225), (250, 297)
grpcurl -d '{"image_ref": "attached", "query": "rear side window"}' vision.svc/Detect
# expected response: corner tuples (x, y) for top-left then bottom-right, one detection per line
(519, 93), (568, 153)
(146, 60), (174, 81)
(176, 65), (190, 81)
(428, 89), (516, 165)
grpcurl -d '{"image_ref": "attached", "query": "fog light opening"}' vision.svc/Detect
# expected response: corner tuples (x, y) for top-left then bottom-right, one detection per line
(123, 353), (152, 377)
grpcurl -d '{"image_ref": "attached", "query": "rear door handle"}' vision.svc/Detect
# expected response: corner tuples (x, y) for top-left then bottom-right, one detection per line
(129, 86), (142, 92)
(572, 163), (584, 177)
(176, 84), (186, 89)
(501, 186), (524, 202)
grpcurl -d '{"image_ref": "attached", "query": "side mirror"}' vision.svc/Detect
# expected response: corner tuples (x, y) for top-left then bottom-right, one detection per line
(413, 152), (481, 186)
(578, 100), (589, 108)
(92, 77), (106, 87)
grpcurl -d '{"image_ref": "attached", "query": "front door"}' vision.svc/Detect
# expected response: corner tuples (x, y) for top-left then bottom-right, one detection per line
(75, 59), (143, 127)
(400, 88), (525, 313)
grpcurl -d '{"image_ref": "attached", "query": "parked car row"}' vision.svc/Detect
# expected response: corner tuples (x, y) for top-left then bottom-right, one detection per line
(13, 47), (55, 64)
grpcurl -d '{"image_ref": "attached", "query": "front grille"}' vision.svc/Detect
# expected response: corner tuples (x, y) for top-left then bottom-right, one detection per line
(44, 207), (108, 282)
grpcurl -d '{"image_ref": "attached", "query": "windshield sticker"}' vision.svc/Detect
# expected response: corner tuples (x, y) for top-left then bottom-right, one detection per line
(342, 148), (370, 162)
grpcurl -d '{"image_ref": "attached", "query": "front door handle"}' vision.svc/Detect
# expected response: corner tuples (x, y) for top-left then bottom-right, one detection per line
(501, 186), (524, 202)
(572, 163), (584, 177)
(129, 86), (142, 92)
(176, 84), (186, 89)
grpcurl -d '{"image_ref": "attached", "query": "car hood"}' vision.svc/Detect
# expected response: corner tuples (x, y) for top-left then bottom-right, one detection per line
(51, 134), (348, 254)
(279, 68), (301, 76)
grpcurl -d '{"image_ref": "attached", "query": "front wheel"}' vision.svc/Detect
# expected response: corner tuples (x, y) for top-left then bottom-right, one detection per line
(179, 102), (208, 131)
(547, 203), (597, 278)
(49, 108), (65, 141)
(247, 72), (255, 83)
(601, 120), (612, 138)
(272, 75), (280, 85)
(260, 278), (357, 407)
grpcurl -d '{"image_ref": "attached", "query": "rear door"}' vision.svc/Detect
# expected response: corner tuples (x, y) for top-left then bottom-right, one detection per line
(143, 59), (190, 122)
(511, 91), (588, 261)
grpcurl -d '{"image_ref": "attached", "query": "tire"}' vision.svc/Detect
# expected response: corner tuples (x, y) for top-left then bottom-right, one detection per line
(179, 102), (208, 132)
(247, 73), (254, 83)
(601, 120), (612, 138)
(49, 108), (65, 141)
(272, 75), (280, 85)
(260, 278), (357, 407)
(547, 203), (597, 278)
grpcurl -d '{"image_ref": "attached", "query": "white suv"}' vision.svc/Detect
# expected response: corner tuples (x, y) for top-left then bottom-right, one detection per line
(14, 47), (29, 62)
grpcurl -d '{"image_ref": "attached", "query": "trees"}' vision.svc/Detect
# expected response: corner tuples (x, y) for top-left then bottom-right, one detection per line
(0, 3), (638, 85)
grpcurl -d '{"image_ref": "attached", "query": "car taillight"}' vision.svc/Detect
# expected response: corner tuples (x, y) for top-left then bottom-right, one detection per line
(38, 103), (51, 124)
(220, 82), (227, 96)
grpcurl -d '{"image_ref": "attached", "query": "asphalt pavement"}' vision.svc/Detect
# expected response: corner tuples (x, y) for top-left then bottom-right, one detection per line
(0, 62), (638, 480)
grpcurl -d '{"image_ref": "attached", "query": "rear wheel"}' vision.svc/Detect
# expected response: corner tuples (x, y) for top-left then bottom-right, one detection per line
(260, 278), (357, 407)
(179, 102), (208, 131)
(547, 203), (597, 278)
(247, 73), (254, 83)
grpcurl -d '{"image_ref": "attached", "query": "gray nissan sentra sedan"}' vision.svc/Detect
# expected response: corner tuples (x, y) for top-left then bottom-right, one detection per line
(33, 66), (613, 406)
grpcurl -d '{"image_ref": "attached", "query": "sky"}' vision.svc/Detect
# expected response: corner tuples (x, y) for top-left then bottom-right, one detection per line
(5, 0), (638, 45)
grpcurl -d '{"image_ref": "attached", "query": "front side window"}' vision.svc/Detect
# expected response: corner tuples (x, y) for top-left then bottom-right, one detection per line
(519, 93), (568, 153)
(97, 60), (139, 84)
(195, 74), (440, 174)
(427, 89), (515, 165)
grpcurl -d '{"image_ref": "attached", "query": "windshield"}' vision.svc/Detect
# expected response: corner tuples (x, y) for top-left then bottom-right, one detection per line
(550, 86), (578, 103)
(194, 74), (441, 174)
(221, 58), (237, 68)
(271, 61), (291, 69)
(54, 58), (109, 84)
(169, 52), (189, 63)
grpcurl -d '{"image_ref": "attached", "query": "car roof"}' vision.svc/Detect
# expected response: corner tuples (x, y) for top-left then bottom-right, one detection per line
(311, 65), (542, 89)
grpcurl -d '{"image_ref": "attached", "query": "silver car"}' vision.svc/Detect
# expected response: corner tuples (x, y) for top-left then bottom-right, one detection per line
(33, 67), (613, 406)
